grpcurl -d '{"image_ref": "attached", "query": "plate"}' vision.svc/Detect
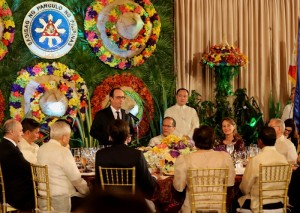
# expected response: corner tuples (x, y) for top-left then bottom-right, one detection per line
(81, 172), (95, 176)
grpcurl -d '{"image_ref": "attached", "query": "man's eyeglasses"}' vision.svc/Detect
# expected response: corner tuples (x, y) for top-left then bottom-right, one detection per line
(162, 125), (174, 128)
(114, 96), (126, 100)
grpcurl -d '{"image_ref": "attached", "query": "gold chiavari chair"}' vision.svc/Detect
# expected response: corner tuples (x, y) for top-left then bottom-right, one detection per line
(30, 164), (51, 213)
(99, 166), (136, 194)
(0, 163), (19, 213)
(188, 168), (229, 213)
(237, 163), (292, 213)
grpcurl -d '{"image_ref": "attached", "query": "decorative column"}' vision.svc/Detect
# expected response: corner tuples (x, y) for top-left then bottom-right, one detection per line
(201, 42), (248, 125)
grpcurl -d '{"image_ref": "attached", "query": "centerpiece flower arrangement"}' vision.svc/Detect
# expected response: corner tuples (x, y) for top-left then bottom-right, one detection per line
(143, 135), (196, 174)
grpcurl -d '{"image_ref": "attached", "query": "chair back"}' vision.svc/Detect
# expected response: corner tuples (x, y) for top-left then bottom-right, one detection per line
(0, 163), (18, 212)
(99, 166), (136, 194)
(30, 164), (51, 213)
(188, 168), (229, 213)
(258, 164), (292, 213)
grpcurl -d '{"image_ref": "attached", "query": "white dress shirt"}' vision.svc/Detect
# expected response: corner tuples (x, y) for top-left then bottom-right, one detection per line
(173, 150), (235, 213)
(238, 146), (288, 213)
(110, 106), (122, 119)
(281, 103), (293, 122)
(148, 135), (164, 147)
(17, 138), (39, 164)
(37, 139), (89, 212)
(164, 104), (199, 138)
(275, 135), (298, 163)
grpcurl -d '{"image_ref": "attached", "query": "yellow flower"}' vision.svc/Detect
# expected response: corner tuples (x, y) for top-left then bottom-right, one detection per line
(84, 20), (96, 30)
(92, 2), (102, 12)
(69, 98), (79, 107)
(4, 20), (15, 28)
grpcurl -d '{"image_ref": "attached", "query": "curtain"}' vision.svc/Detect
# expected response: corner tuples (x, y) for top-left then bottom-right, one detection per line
(175, 0), (299, 120)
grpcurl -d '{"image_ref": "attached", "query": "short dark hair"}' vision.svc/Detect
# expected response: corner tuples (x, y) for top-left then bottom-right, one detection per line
(258, 127), (276, 146)
(163, 117), (176, 127)
(109, 88), (123, 98)
(193, 125), (214, 150)
(108, 120), (130, 144)
(21, 118), (40, 132)
(176, 88), (189, 95)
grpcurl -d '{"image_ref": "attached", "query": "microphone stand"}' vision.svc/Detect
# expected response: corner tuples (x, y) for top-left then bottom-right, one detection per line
(132, 118), (139, 145)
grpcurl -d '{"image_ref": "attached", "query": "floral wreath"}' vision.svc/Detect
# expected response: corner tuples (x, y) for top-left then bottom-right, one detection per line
(84, 0), (161, 69)
(9, 62), (88, 128)
(0, 0), (15, 60)
(0, 89), (5, 126)
(91, 73), (154, 136)
(201, 42), (248, 67)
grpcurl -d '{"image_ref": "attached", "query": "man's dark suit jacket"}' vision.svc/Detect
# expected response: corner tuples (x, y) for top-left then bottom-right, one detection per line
(0, 138), (34, 210)
(90, 106), (134, 145)
(95, 144), (156, 198)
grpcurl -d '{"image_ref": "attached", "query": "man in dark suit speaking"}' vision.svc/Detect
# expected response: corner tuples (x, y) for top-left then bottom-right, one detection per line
(0, 119), (35, 211)
(90, 88), (134, 146)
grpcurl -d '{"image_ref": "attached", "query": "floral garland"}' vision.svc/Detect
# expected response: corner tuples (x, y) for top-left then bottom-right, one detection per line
(0, 0), (15, 60)
(91, 73), (154, 136)
(106, 3), (151, 51)
(84, 0), (161, 69)
(201, 43), (248, 67)
(9, 62), (88, 126)
(0, 89), (5, 126)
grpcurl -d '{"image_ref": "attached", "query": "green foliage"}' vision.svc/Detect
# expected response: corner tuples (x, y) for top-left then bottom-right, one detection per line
(0, 0), (175, 145)
(268, 92), (281, 119)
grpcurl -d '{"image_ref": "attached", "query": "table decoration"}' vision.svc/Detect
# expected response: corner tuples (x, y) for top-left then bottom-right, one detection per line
(143, 135), (196, 174)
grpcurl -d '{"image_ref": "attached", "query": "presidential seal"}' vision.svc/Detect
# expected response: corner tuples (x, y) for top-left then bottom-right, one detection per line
(22, 2), (77, 59)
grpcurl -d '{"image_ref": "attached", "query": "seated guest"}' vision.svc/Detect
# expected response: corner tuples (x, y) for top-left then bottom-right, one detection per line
(214, 117), (245, 152)
(238, 127), (289, 212)
(281, 87), (295, 122)
(148, 116), (176, 147)
(173, 125), (235, 213)
(95, 119), (157, 198)
(37, 121), (89, 212)
(284, 118), (299, 150)
(0, 119), (34, 210)
(18, 118), (40, 164)
(268, 118), (297, 163)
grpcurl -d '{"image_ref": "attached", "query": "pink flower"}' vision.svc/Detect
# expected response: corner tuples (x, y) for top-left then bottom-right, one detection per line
(32, 66), (42, 74)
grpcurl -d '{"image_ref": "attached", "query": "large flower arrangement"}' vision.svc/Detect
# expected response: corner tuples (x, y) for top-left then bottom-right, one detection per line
(0, 89), (4, 126)
(143, 135), (195, 174)
(9, 62), (88, 128)
(201, 43), (248, 68)
(0, 0), (15, 60)
(84, 0), (161, 69)
(91, 73), (154, 136)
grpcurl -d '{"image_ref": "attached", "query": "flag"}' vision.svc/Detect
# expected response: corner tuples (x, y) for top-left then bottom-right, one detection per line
(288, 39), (297, 84)
(294, 18), (300, 132)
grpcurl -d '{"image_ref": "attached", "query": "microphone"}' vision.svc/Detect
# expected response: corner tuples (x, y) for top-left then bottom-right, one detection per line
(125, 110), (139, 122)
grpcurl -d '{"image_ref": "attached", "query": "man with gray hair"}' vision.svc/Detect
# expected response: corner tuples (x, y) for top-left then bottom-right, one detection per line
(0, 119), (34, 211)
(37, 121), (89, 212)
(268, 118), (297, 163)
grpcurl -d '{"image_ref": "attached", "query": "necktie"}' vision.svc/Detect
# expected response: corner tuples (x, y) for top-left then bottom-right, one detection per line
(116, 111), (120, 120)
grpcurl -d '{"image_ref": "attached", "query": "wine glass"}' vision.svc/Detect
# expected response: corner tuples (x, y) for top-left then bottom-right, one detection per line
(226, 144), (234, 156)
